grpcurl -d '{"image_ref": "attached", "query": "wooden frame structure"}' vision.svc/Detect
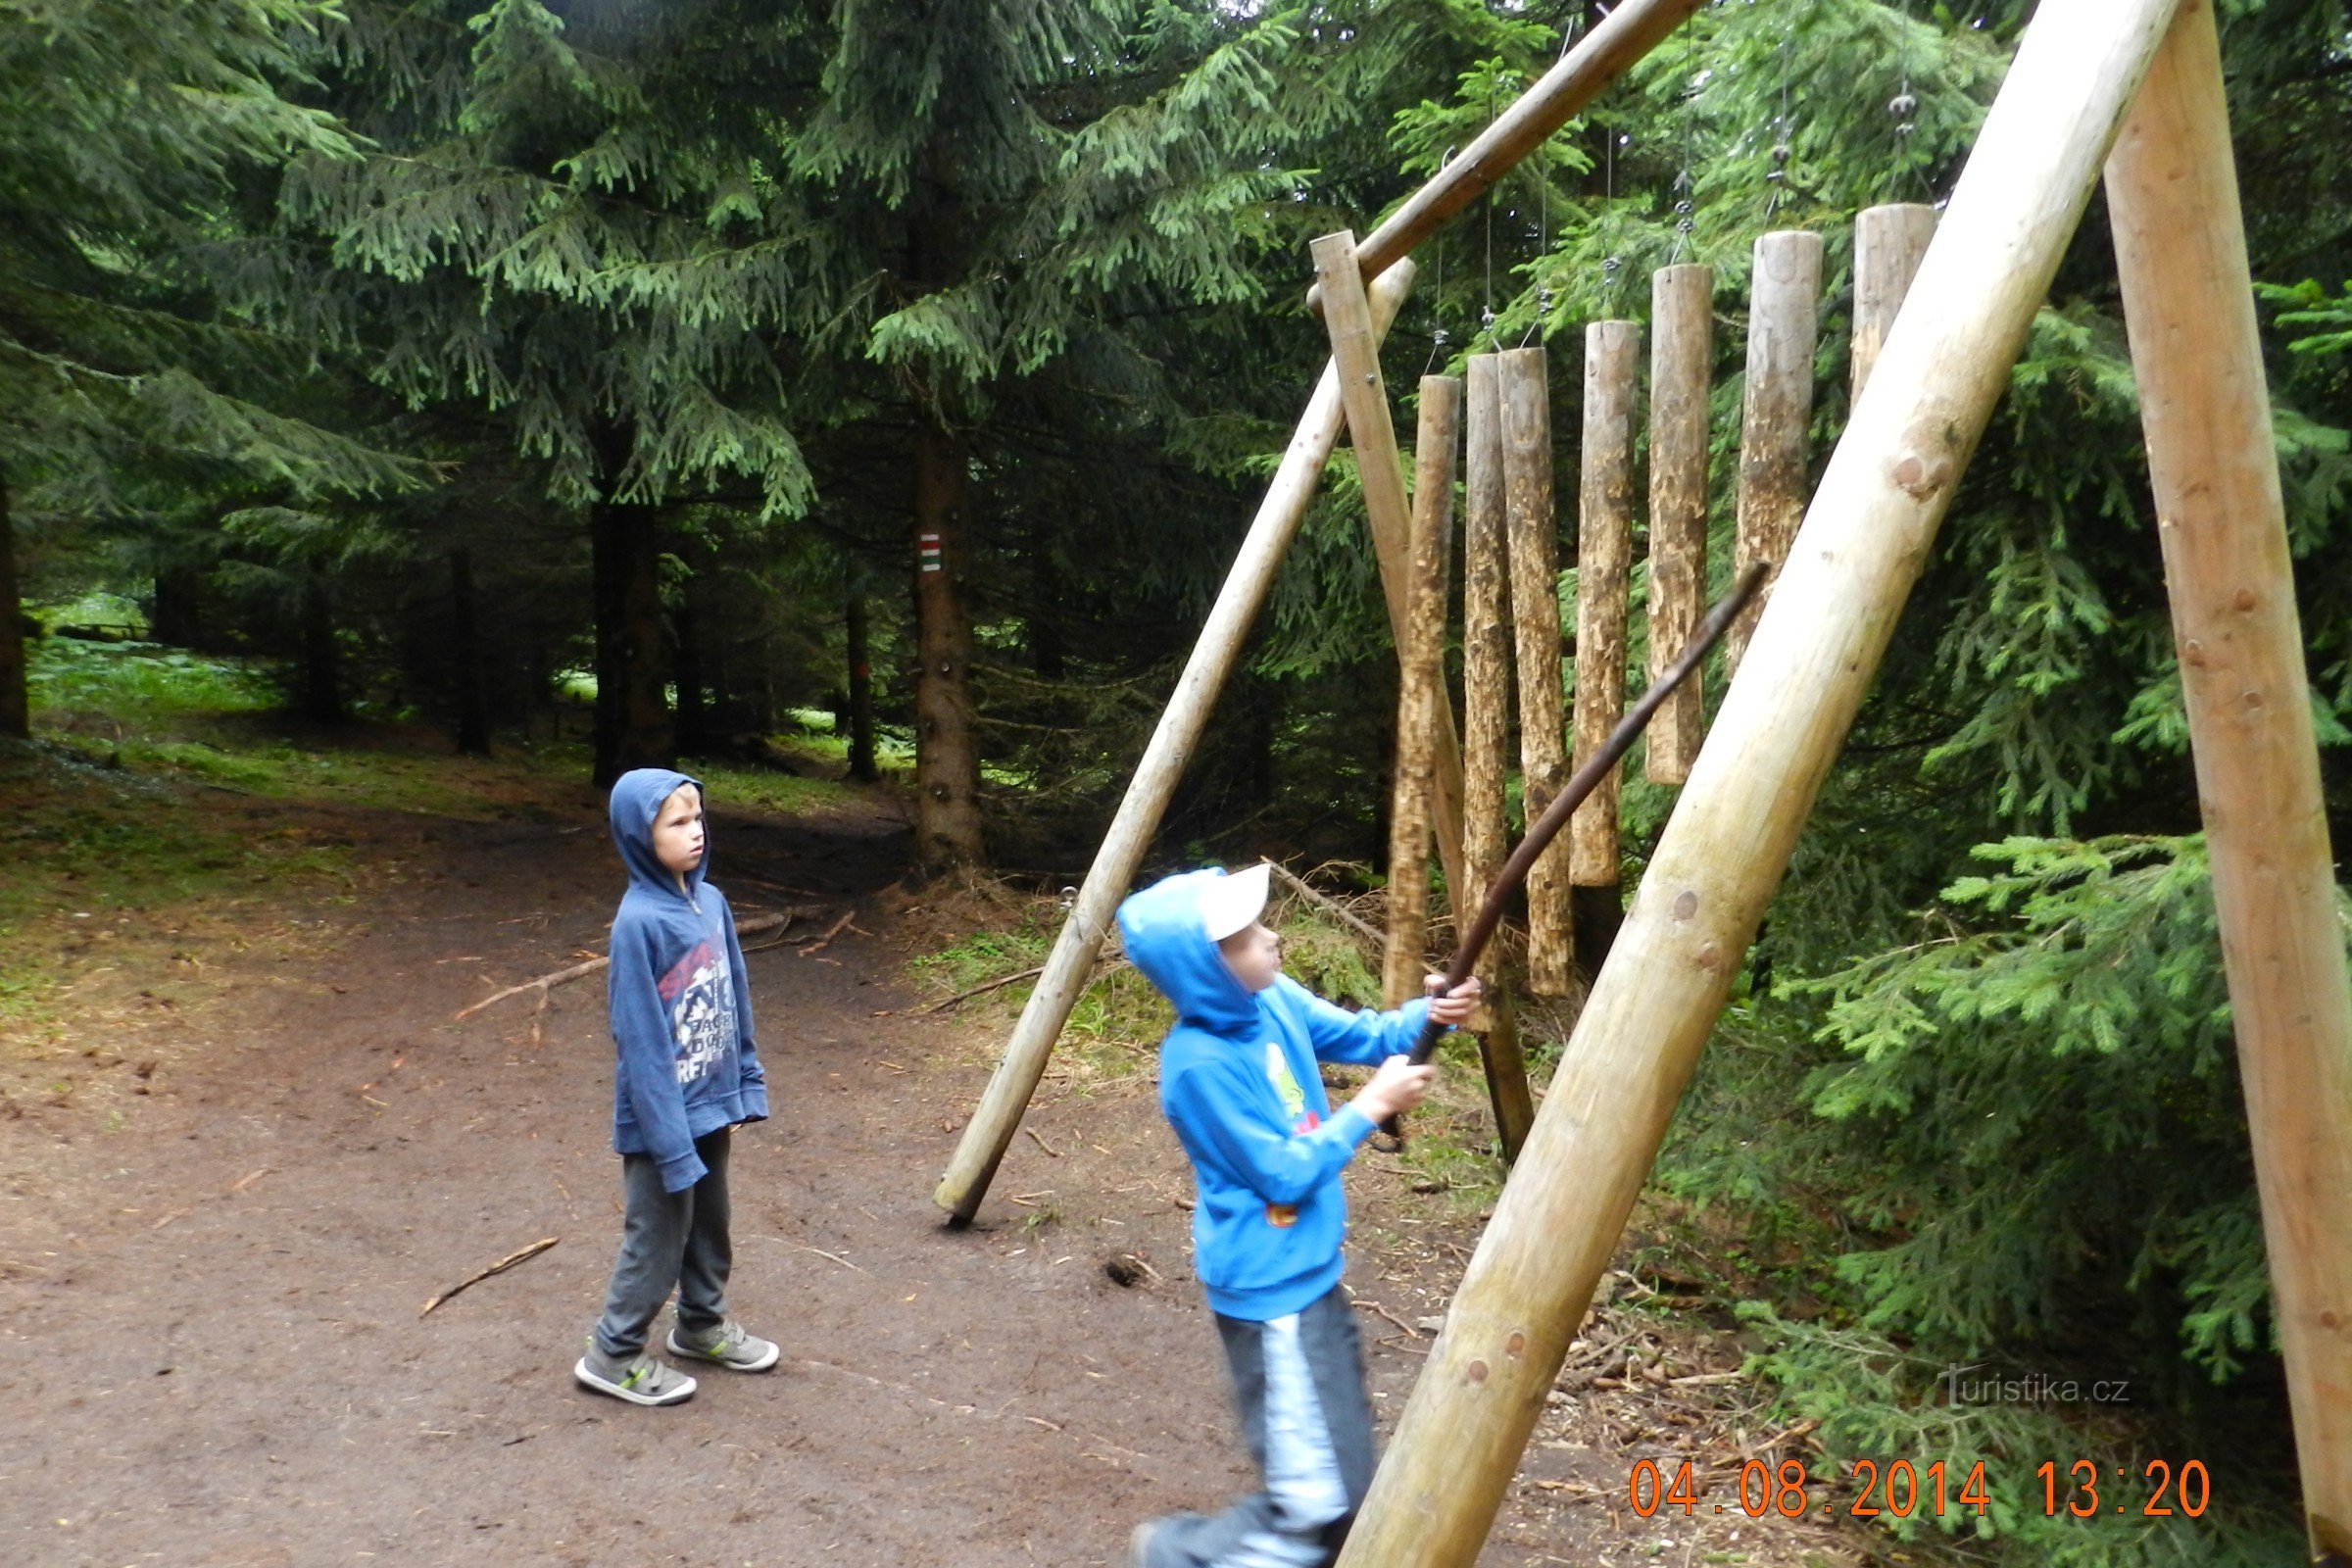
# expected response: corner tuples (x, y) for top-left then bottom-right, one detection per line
(938, 1), (2350, 1557)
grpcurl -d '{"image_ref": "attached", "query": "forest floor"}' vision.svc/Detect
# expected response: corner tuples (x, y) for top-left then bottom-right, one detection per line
(0, 693), (1881, 1567)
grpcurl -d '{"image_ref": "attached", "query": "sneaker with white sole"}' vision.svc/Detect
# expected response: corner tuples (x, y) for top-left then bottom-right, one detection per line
(665, 1319), (780, 1373)
(574, 1347), (698, 1406)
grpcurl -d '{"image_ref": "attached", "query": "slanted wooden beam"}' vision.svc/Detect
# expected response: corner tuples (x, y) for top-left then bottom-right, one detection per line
(1314, 230), (1470, 902)
(1332, 2), (2188, 1561)
(2108, 4), (2352, 1557)
(1306, 0), (1710, 313)
(933, 262), (1418, 1224)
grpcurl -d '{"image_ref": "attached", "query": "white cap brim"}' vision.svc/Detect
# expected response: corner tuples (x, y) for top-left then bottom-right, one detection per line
(1199, 861), (1272, 943)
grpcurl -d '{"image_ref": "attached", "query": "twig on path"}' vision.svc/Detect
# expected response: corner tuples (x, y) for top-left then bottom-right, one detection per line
(453, 909), (808, 1019)
(798, 909), (858, 956)
(747, 1235), (870, 1274)
(1348, 1294), (1424, 1340)
(1265, 860), (1385, 951)
(1023, 1126), (1062, 1158)
(419, 1236), (559, 1316)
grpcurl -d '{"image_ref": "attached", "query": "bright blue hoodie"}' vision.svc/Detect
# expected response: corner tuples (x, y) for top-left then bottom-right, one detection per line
(1117, 867), (1439, 1321)
(606, 768), (767, 1193)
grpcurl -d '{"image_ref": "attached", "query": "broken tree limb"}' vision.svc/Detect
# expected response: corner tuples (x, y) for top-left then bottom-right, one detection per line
(2107, 3), (2352, 1554)
(1337, 3), (2189, 1560)
(930, 261), (1418, 1225)
(452, 909), (805, 1019)
(420, 1236), (559, 1317)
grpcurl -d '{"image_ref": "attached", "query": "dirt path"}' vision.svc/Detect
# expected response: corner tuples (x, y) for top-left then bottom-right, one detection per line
(0, 782), (1861, 1568)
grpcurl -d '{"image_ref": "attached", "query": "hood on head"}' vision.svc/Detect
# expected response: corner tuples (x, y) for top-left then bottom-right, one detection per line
(1115, 867), (1259, 1036)
(609, 767), (709, 897)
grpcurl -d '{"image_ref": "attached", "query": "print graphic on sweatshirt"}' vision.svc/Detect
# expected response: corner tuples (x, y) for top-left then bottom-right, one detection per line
(1263, 1040), (1318, 1229)
(657, 940), (738, 1086)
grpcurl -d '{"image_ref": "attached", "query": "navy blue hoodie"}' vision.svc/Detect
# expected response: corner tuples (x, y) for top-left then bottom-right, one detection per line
(1117, 867), (1436, 1321)
(606, 768), (767, 1192)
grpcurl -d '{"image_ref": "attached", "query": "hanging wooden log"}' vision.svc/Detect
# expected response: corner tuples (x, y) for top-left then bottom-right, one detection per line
(932, 262), (1419, 1224)
(1312, 230), (1471, 902)
(1384, 375), (1463, 1007)
(1461, 355), (1538, 1164)
(1728, 228), (1823, 672)
(1461, 356), (1513, 921)
(1570, 320), (1639, 888)
(1851, 203), (1937, 399)
(2109, 3), (2352, 1555)
(1498, 346), (1574, 995)
(1645, 264), (1713, 786)
(1331, 0), (2187, 1560)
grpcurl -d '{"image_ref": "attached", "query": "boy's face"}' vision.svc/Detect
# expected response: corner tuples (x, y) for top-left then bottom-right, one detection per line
(651, 784), (706, 880)
(1216, 921), (1282, 994)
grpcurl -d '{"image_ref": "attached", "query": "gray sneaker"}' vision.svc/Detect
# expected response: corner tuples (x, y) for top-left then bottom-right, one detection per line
(1128, 1520), (1159, 1568)
(666, 1319), (781, 1373)
(573, 1346), (698, 1406)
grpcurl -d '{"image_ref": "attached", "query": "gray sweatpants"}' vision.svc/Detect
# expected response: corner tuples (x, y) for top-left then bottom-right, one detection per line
(590, 1127), (732, 1359)
(1143, 1283), (1378, 1568)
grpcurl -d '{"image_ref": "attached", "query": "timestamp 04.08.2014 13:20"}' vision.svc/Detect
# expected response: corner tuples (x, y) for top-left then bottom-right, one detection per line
(1626, 1454), (2215, 1523)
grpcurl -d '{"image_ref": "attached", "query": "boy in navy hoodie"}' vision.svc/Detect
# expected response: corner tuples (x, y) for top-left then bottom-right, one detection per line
(1116, 861), (1482, 1568)
(574, 768), (779, 1406)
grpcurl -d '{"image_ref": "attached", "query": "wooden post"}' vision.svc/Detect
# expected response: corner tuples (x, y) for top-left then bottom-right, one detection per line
(2108, 5), (2352, 1557)
(1313, 230), (1471, 902)
(1498, 346), (1574, 996)
(1728, 229), (1823, 672)
(1570, 320), (1639, 889)
(1462, 356), (1539, 1163)
(933, 262), (1418, 1223)
(1851, 204), (1936, 400)
(1645, 265), (1713, 787)
(1331, 2), (2187, 1561)
(1384, 376), (1463, 1006)
(1461, 357), (1513, 922)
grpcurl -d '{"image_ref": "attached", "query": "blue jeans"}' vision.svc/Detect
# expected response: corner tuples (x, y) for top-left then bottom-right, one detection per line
(590, 1127), (732, 1358)
(1143, 1283), (1378, 1568)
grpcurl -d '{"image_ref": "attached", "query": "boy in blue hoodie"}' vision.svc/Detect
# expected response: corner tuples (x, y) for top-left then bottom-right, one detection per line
(1116, 861), (1482, 1568)
(574, 769), (779, 1406)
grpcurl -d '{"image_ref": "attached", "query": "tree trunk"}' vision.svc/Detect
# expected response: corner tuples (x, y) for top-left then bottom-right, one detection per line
(911, 423), (984, 867)
(672, 557), (710, 756)
(591, 496), (673, 788)
(449, 549), (490, 757)
(151, 564), (208, 650)
(0, 473), (26, 741)
(300, 568), (343, 726)
(845, 586), (878, 783)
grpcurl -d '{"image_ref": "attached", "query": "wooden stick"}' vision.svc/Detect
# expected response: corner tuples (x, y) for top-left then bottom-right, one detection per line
(1851, 204), (1936, 401)
(1334, 3), (2188, 1560)
(1645, 265), (1713, 786)
(1570, 320), (1639, 888)
(1460, 356), (1513, 921)
(451, 910), (798, 1019)
(1499, 346), (1574, 995)
(931, 262), (1418, 1224)
(1313, 231), (1469, 902)
(1728, 229), (1823, 673)
(1304, 0), (1709, 313)
(420, 1236), (558, 1316)
(1385, 375), (1463, 1005)
(2107, 5), (2352, 1555)
(921, 958), (1132, 1015)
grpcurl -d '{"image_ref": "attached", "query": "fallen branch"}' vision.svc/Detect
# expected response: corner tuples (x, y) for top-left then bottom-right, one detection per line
(1266, 860), (1386, 951)
(921, 958), (1131, 1015)
(453, 909), (808, 1020)
(798, 908), (858, 956)
(420, 1236), (559, 1316)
